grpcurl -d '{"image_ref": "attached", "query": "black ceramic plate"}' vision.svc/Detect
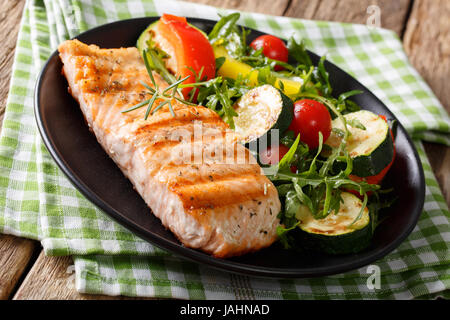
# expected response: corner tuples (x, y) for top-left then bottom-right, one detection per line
(34, 17), (425, 278)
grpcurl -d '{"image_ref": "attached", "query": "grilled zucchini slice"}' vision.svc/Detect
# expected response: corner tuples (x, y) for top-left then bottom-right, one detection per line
(326, 110), (394, 177)
(233, 85), (294, 143)
(295, 192), (372, 254)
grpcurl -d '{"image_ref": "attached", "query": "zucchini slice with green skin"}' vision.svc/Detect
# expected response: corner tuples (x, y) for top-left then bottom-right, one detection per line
(326, 110), (394, 177)
(136, 21), (157, 53)
(137, 21), (179, 75)
(295, 192), (373, 254)
(233, 85), (294, 143)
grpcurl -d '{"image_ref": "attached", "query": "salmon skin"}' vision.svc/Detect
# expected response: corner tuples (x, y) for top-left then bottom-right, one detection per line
(58, 39), (281, 258)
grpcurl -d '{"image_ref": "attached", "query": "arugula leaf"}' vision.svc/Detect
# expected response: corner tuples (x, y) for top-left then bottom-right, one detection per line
(257, 65), (276, 85)
(208, 12), (241, 44)
(347, 118), (366, 130)
(316, 56), (332, 96)
(287, 37), (312, 69)
(331, 127), (345, 138)
(215, 56), (226, 71)
(280, 130), (296, 147)
(208, 13), (249, 59)
(292, 179), (315, 216)
(338, 90), (362, 103)
(350, 192), (369, 226)
(285, 190), (301, 219)
(276, 221), (300, 249)
(214, 80), (239, 128)
(225, 30), (248, 58)
(297, 66), (315, 94)
(278, 134), (301, 172)
(344, 99), (361, 113)
(303, 132), (323, 175)
(337, 90), (362, 114)
(276, 183), (294, 197)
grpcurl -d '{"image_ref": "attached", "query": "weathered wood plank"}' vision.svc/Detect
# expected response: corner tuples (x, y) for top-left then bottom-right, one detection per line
(13, 252), (155, 300)
(0, 0), (40, 301)
(284, 0), (411, 35)
(403, 0), (450, 206)
(0, 235), (39, 300)
(403, 0), (450, 113)
(0, 0), (26, 126)
(183, 0), (290, 16)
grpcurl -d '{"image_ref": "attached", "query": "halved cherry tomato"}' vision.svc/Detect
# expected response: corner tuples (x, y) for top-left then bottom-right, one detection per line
(156, 14), (216, 99)
(250, 35), (288, 71)
(288, 99), (332, 149)
(259, 144), (297, 173)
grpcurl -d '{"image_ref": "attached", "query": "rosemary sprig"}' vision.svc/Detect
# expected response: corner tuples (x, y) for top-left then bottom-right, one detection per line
(121, 49), (196, 119)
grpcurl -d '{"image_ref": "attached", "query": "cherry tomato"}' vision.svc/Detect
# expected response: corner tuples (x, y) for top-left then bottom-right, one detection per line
(288, 99), (332, 149)
(250, 35), (288, 71)
(259, 144), (297, 173)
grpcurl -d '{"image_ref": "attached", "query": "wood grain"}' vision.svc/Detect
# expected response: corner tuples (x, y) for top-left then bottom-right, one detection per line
(0, 235), (39, 299)
(183, 0), (290, 16)
(284, 0), (411, 35)
(0, 0), (40, 302)
(403, 0), (450, 113)
(0, 0), (26, 126)
(403, 0), (450, 205)
(13, 252), (155, 300)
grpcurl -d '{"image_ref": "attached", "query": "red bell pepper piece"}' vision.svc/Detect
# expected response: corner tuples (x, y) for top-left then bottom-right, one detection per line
(157, 14), (216, 100)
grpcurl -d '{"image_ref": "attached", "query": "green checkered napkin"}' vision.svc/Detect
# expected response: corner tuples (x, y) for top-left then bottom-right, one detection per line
(1, 0), (449, 299)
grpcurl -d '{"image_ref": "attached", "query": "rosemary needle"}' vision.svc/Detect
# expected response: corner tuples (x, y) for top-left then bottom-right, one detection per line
(163, 75), (191, 95)
(139, 80), (156, 93)
(168, 100), (176, 117)
(151, 100), (169, 115)
(144, 93), (158, 120)
(175, 97), (197, 106)
(121, 98), (150, 113)
(142, 50), (157, 87)
(121, 48), (199, 119)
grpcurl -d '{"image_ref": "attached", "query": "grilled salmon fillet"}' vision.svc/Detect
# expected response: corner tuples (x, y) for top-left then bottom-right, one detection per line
(58, 39), (281, 258)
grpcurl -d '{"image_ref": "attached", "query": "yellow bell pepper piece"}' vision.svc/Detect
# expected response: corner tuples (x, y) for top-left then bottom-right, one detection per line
(213, 45), (303, 98)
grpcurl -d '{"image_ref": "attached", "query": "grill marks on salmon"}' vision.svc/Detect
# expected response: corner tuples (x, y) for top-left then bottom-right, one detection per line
(58, 39), (281, 258)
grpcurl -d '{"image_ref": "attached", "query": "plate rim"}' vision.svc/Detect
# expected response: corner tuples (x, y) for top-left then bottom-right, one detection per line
(34, 16), (425, 278)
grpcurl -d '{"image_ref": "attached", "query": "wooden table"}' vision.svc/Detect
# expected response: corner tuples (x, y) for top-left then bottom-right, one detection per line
(0, 0), (448, 300)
